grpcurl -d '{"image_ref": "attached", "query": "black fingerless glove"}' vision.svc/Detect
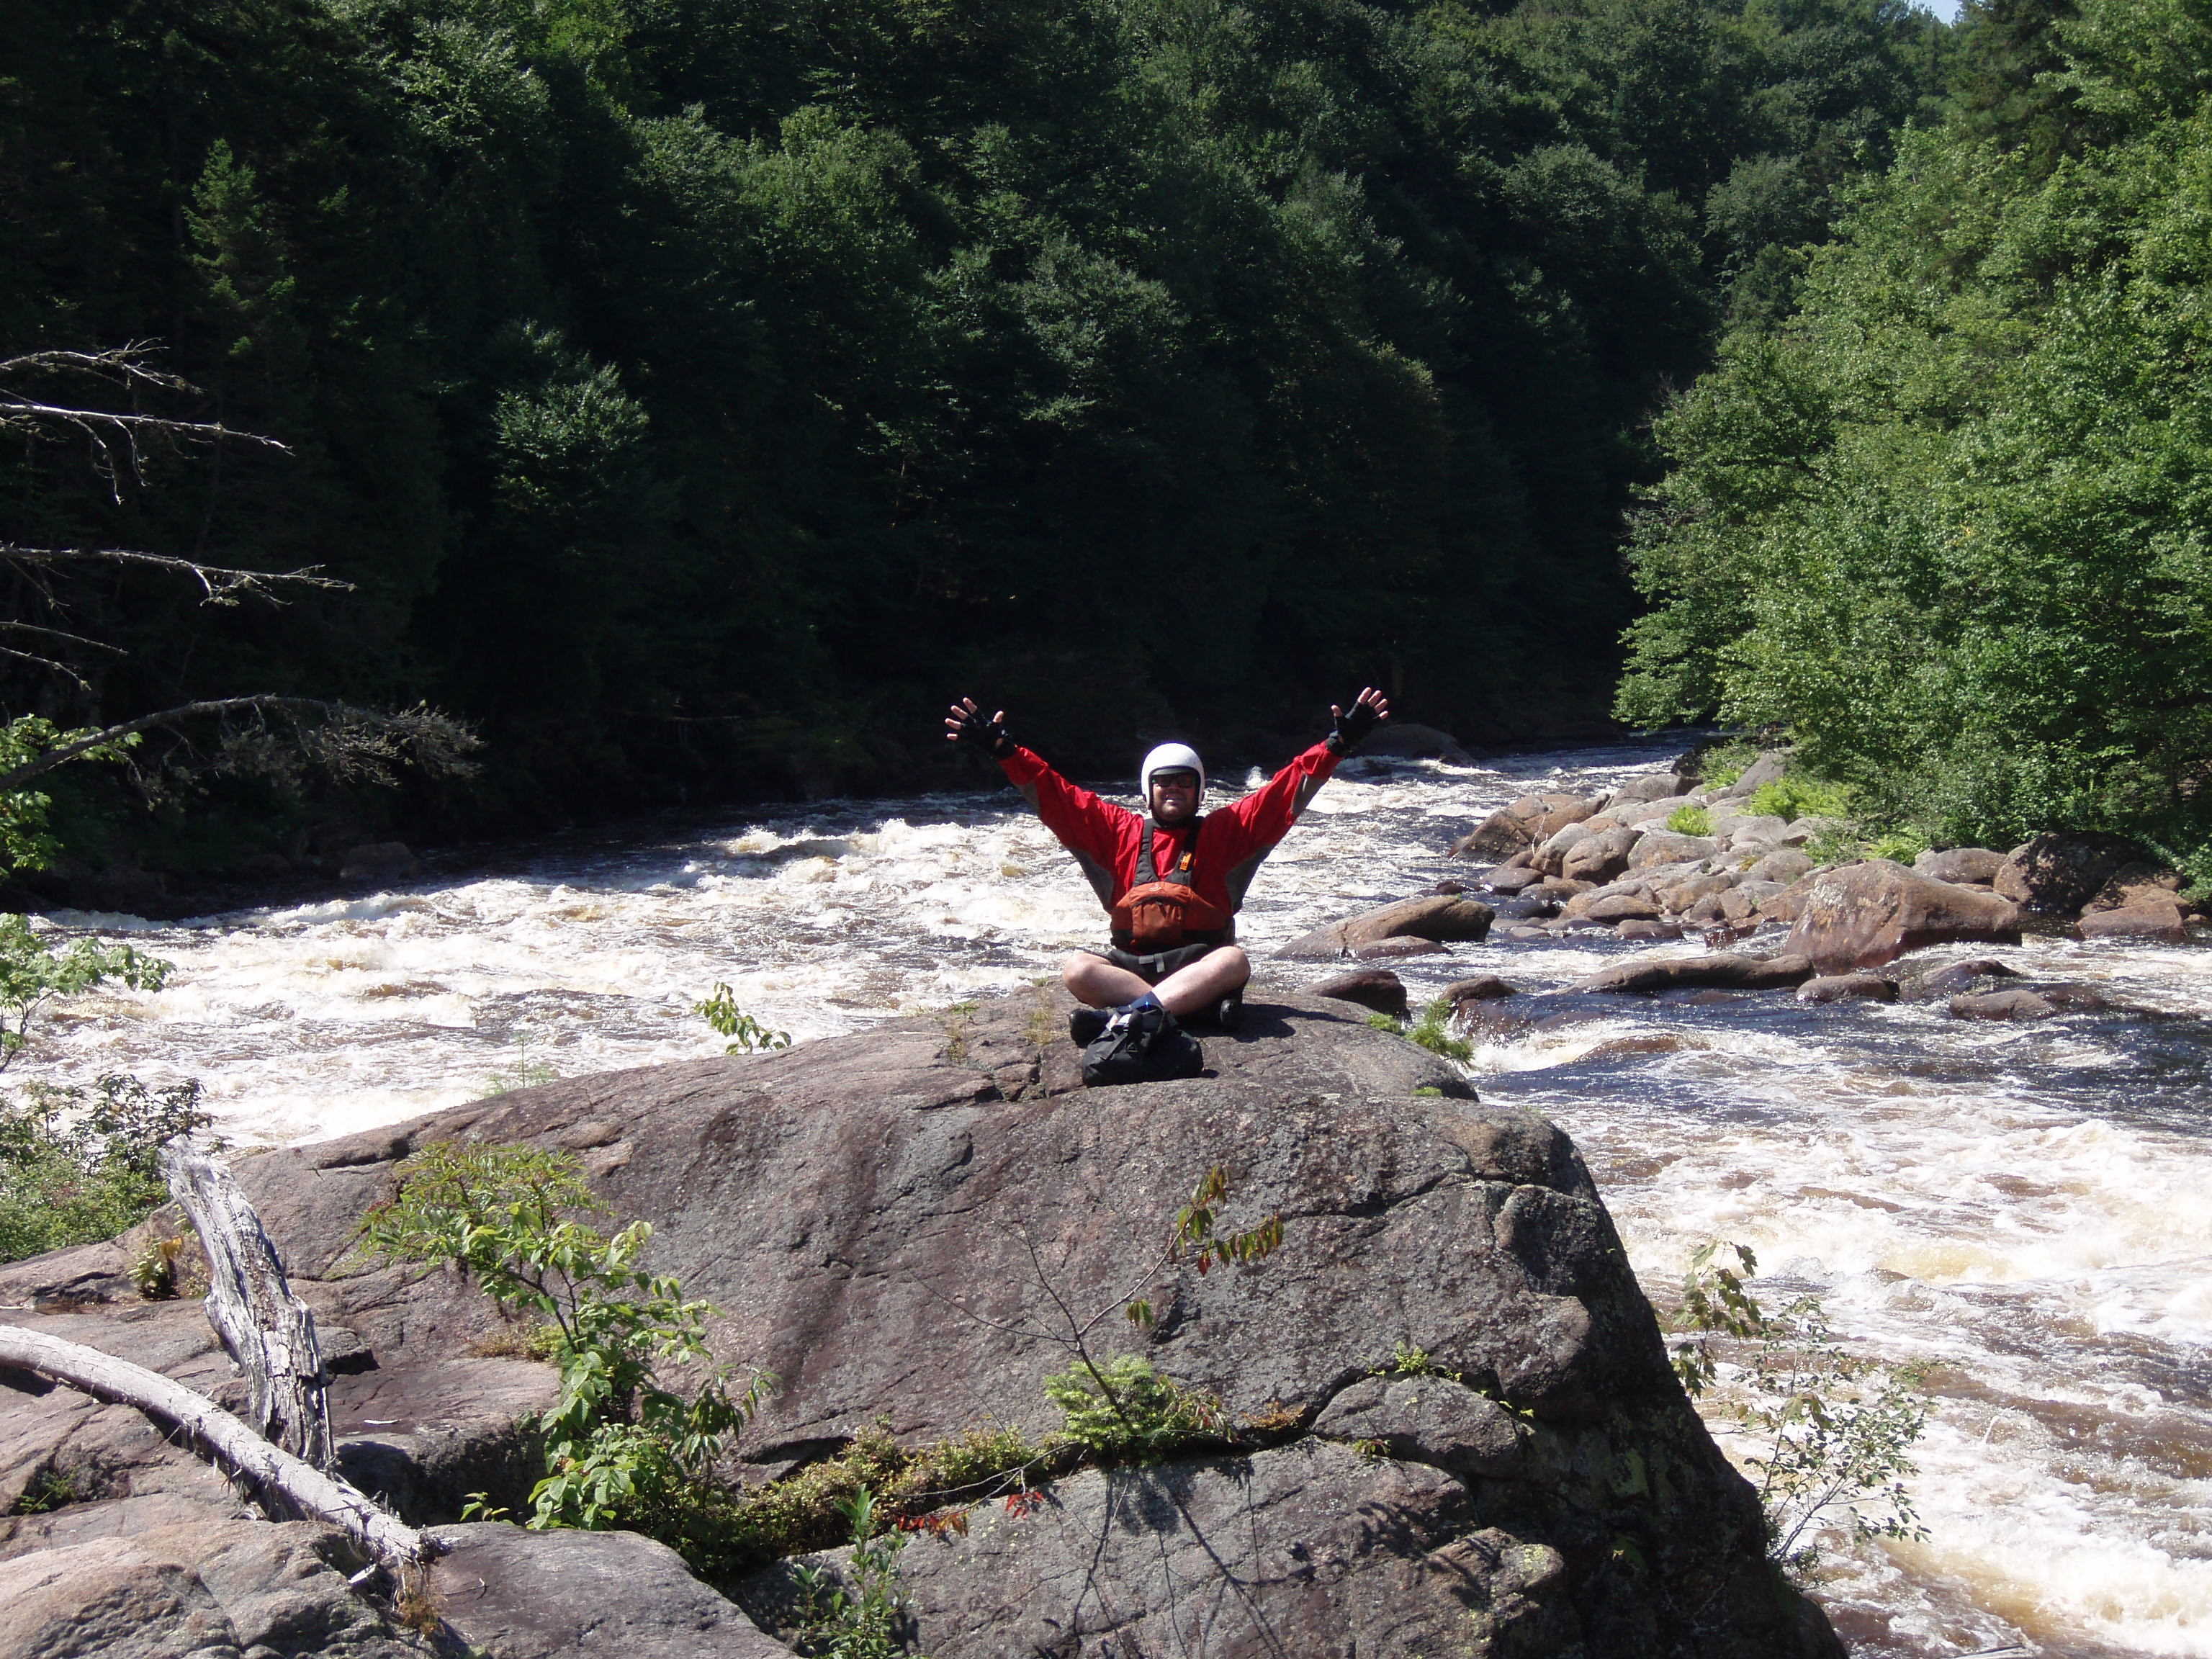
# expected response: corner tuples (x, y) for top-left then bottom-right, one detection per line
(1328, 698), (1380, 755)
(954, 706), (1015, 759)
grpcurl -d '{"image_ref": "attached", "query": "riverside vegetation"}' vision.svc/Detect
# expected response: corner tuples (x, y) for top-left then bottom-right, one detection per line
(1619, 0), (2212, 889)
(4, 0), (1956, 869)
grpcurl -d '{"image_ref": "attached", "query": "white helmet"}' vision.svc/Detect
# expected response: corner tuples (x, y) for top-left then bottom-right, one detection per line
(1139, 742), (1206, 810)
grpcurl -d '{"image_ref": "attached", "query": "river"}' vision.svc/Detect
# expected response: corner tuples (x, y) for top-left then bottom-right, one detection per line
(27, 739), (2212, 1657)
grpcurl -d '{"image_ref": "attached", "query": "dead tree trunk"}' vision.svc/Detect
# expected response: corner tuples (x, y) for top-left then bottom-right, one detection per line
(159, 1136), (333, 1470)
(0, 1323), (429, 1571)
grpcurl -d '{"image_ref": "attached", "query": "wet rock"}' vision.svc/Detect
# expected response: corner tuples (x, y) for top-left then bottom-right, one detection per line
(1487, 895), (1561, 922)
(1429, 879), (1466, 896)
(1313, 968), (1411, 1020)
(1529, 877), (1594, 903)
(1561, 827), (1641, 885)
(1994, 832), (2146, 915)
(1485, 863), (1549, 896)
(1714, 752), (1789, 799)
(1503, 924), (1559, 943)
(1574, 953), (1817, 995)
(2078, 902), (2188, 943)
(1560, 889), (1662, 925)
(1443, 976), (1518, 1004)
(1276, 894), (1495, 959)
(1681, 891), (1729, 926)
(2083, 862), (2186, 914)
(1360, 722), (1475, 764)
(1629, 831), (1717, 870)
(1896, 958), (2025, 1000)
(1949, 988), (2059, 1021)
(1797, 974), (1898, 1004)
(1452, 793), (1599, 861)
(1533, 816), (1623, 877)
(1914, 848), (2005, 886)
(1719, 881), (1784, 925)
(433, 1524), (796, 1658)
(1617, 919), (1685, 942)
(1353, 935), (1452, 961)
(1747, 848), (1815, 885)
(1784, 860), (2023, 973)
(338, 842), (419, 885)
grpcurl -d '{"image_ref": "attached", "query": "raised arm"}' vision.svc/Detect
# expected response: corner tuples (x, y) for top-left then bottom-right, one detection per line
(944, 696), (1135, 899)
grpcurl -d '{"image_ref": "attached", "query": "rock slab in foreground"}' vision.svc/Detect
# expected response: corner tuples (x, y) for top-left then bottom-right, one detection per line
(1785, 859), (2022, 972)
(2, 987), (1839, 1659)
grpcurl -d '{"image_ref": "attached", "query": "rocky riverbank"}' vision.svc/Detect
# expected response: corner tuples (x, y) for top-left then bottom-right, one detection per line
(1, 986), (1842, 1658)
(1281, 749), (2203, 1029)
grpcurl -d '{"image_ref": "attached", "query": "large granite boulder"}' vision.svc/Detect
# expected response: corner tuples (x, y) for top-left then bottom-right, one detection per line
(1993, 832), (2145, 915)
(1277, 894), (1495, 958)
(0, 989), (1837, 1659)
(1575, 953), (1816, 995)
(1784, 860), (2023, 972)
(1451, 793), (1599, 861)
(1914, 847), (2005, 886)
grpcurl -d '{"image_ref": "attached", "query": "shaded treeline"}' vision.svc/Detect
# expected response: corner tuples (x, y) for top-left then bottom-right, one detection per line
(1621, 0), (2212, 880)
(3, 0), (1947, 860)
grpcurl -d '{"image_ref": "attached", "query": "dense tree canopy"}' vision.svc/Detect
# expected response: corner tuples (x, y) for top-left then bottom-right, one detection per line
(2, 0), (1948, 859)
(1619, 0), (2212, 876)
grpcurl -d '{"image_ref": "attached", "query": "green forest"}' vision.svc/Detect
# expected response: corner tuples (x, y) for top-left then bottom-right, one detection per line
(1623, 0), (2212, 881)
(2, 0), (1954, 880)
(21, 0), (2200, 884)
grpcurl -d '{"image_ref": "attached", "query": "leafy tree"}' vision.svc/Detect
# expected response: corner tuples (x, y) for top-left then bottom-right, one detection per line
(1619, 0), (2212, 876)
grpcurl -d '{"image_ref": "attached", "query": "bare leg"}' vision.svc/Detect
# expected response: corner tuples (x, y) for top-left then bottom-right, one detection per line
(1063, 953), (1152, 1010)
(1062, 946), (1250, 1017)
(1153, 946), (1250, 1018)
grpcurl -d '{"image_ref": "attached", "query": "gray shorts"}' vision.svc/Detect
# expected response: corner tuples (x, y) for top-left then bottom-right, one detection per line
(1082, 942), (1226, 984)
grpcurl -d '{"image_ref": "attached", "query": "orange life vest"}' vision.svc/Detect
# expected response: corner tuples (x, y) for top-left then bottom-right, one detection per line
(1110, 821), (1235, 951)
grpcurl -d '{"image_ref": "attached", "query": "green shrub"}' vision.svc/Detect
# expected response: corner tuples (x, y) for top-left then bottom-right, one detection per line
(697, 984), (792, 1053)
(1669, 1244), (1928, 1575)
(1043, 1355), (1223, 1464)
(1747, 774), (1853, 824)
(1368, 1001), (1473, 1064)
(358, 1143), (773, 1565)
(0, 1076), (212, 1264)
(1666, 804), (1714, 836)
(791, 1488), (921, 1659)
(1695, 740), (1763, 791)
(1866, 829), (1930, 865)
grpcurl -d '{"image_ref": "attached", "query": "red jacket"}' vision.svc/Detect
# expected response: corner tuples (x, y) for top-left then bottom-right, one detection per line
(997, 742), (1340, 931)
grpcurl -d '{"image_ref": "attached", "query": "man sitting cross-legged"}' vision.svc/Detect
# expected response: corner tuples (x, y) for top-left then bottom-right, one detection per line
(943, 689), (1390, 1084)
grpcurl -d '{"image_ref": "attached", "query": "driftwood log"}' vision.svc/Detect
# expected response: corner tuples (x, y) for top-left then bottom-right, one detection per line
(0, 1323), (431, 1571)
(160, 1134), (333, 1469)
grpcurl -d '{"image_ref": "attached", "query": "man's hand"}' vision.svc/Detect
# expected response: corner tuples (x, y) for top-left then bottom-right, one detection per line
(1327, 687), (1390, 755)
(945, 697), (1013, 758)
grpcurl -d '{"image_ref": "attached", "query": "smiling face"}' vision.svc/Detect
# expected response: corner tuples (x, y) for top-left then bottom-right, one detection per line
(1148, 767), (1201, 826)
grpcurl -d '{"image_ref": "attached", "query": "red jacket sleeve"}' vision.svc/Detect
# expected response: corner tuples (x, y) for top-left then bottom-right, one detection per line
(1200, 740), (1341, 909)
(997, 745), (1138, 911)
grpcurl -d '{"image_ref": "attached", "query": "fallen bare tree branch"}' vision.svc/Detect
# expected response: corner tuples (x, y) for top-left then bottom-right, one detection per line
(0, 1322), (432, 1572)
(0, 543), (349, 605)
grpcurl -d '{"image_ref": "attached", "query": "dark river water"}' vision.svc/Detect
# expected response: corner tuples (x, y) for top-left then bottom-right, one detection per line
(30, 740), (2212, 1656)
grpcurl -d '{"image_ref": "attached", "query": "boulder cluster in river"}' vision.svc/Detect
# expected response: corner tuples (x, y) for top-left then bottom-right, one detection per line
(1303, 751), (2200, 1027)
(0, 989), (1844, 1658)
